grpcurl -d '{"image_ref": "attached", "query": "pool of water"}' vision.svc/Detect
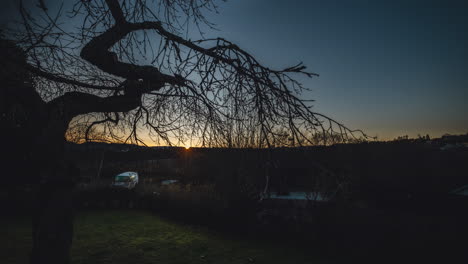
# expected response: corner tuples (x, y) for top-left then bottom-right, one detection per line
(267, 191), (330, 201)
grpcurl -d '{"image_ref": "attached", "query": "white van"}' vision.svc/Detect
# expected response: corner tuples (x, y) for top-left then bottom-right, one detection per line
(112, 171), (139, 189)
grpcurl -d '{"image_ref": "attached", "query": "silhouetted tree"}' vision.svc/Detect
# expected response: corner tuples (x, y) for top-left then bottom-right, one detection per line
(2, 0), (368, 263)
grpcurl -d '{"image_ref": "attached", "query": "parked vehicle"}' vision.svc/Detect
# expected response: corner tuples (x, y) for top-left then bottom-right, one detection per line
(112, 172), (139, 189)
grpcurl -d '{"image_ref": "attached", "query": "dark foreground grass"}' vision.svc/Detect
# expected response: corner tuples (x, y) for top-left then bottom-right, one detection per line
(1, 210), (329, 264)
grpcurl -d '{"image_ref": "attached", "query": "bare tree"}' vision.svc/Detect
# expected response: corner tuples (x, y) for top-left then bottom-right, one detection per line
(2, 0), (369, 263)
(9, 0), (368, 148)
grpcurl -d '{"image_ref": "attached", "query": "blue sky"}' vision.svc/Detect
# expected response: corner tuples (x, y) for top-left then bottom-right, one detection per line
(2, 0), (467, 140)
(201, 0), (468, 139)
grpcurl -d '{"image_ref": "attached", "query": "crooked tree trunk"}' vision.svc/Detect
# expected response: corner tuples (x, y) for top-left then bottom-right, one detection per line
(3, 93), (75, 263)
(29, 120), (75, 264)
(1, 38), (76, 264)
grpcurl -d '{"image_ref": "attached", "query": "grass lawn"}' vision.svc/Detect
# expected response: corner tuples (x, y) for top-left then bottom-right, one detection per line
(1, 210), (330, 264)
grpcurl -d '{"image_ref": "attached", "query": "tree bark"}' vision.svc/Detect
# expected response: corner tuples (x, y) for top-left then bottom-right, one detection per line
(28, 111), (75, 264)
(30, 165), (75, 264)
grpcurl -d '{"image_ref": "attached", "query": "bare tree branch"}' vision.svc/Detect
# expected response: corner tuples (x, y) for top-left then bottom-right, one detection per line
(5, 0), (370, 147)
(26, 64), (122, 91)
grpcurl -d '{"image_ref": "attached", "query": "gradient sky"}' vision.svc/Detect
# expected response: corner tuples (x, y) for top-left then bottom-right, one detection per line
(2, 0), (467, 140)
(200, 0), (468, 139)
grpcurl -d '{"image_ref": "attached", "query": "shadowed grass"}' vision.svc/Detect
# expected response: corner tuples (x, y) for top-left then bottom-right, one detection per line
(1, 210), (329, 264)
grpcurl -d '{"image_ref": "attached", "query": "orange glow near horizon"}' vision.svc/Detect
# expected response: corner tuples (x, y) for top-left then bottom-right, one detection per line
(66, 128), (468, 147)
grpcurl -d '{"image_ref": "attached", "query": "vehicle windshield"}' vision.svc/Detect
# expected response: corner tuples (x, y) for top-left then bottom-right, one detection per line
(115, 176), (131, 182)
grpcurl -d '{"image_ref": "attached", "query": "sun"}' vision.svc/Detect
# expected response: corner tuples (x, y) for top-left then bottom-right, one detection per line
(185, 145), (191, 150)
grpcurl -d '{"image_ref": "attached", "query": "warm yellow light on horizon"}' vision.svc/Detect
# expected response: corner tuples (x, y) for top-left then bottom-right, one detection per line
(185, 145), (191, 150)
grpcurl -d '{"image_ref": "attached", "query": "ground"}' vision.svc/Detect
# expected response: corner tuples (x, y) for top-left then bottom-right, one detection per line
(1, 210), (330, 264)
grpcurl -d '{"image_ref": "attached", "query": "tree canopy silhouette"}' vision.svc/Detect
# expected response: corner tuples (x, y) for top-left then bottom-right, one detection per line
(6, 0), (367, 148)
